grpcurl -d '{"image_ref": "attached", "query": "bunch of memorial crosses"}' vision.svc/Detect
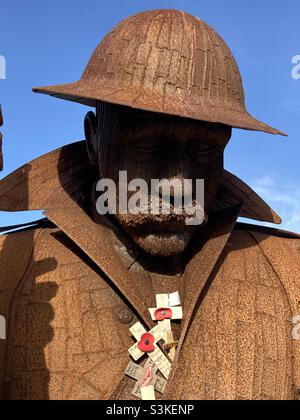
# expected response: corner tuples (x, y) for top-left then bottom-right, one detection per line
(125, 292), (183, 400)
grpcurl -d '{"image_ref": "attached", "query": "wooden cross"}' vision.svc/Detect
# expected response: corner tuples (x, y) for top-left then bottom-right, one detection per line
(128, 322), (172, 380)
(125, 358), (167, 400)
(148, 292), (183, 360)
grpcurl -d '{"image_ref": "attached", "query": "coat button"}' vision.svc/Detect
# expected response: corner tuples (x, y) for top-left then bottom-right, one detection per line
(117, 308), (135, 325)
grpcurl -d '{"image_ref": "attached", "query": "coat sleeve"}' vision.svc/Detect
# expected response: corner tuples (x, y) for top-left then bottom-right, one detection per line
(0, 229), (40, 399)
(248, 229), (300, 399)
(289, 237), (300, 256)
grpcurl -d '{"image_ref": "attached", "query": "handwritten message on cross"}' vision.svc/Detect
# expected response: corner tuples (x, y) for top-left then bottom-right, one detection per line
(128, 322), (172, 380)
(148, 292), (183, 360)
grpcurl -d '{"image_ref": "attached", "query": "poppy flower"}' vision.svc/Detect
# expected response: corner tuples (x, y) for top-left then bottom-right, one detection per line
(138, 333), (155, 353)
(154, 308), (173, 321)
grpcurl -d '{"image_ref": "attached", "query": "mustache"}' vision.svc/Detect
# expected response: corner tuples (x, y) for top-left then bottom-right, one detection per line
(116, 212), (208, 232)
(116, 194), (203, 213)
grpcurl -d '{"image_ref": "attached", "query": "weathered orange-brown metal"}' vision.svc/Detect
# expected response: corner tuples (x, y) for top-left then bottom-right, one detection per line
(33, 9), (286, 136)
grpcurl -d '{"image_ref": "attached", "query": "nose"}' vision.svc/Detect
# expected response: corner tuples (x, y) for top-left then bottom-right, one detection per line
(159, 141), (190, 181)
(155, 178), (189, 197)
(153, 177), (196, 213)
(154, 177), (185, 208)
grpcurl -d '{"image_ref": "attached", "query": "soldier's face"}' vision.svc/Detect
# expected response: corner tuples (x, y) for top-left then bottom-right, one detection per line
(93, 109), (231, 257)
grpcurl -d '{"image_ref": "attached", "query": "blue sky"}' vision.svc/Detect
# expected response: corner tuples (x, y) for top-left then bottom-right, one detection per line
(0, 0), (299, 232)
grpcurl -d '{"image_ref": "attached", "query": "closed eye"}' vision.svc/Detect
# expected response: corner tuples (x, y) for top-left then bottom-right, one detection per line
(187, 140), (223, 164)
(127, 138), (159, 162)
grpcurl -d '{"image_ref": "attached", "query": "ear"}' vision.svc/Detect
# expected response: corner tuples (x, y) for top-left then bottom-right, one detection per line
(84, 111), (98, 166)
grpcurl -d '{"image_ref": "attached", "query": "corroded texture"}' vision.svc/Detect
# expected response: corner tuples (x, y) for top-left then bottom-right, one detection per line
(33, 10), (286, 136)
(0, 151), (299, 400)
(0, 9), (295, 401)
(164, 229), (297, 400)
(0, 203), (299, 400)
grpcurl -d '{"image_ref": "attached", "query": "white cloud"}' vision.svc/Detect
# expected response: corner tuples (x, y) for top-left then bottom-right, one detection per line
(251, 176), (300, 233)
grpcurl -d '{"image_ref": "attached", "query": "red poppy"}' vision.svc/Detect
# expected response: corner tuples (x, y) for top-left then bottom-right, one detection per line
(138, 333), (155, 353)
(154, 308), (173, 321)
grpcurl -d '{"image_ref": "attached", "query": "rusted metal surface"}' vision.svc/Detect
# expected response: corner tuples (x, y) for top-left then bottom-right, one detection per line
(33, 9), (286, 136)
(1, 10), (298, 401)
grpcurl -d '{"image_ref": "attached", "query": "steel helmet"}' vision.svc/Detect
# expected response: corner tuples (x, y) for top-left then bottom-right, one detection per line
(33, 9), (286, 136)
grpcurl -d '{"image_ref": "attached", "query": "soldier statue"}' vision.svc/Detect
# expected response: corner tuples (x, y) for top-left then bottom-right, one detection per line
(0, 10), (299, 400)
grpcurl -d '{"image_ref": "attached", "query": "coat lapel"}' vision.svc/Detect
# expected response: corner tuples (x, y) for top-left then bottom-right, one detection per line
(45, 191), (241, 336)
(45, 200), (155, 330)
(163, 204), (242, 397)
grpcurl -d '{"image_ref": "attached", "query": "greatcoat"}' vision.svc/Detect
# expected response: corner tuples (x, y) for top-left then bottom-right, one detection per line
(0, 141), (299, 400)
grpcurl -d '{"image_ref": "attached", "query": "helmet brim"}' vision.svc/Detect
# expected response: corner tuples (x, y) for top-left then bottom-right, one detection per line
(33, 79), (288, 137)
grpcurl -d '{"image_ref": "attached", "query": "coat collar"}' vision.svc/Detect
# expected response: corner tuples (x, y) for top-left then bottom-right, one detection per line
(44, 182), (241, 402)
(45, 199), (155, 329)
(43, 185), (241, 329)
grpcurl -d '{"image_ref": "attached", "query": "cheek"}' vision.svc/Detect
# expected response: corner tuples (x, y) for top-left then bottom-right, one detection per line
(192, 159), (223, 205)
(100, 146), (125, 180)
(204, 168), (223, 206)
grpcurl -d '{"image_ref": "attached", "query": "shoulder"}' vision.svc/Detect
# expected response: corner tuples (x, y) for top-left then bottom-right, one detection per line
(0, 220), (68, 308)
(234, 222), (300, 245)
(0, 227), (40, 282)
(232, 222), (300, 275)
(0, 226), (45, 307)
(0, 219), (57, 269)
(228, 222), (300, 269)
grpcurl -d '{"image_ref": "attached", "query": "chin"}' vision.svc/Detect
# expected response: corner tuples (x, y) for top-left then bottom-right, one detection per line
(128, 230), (195, 257)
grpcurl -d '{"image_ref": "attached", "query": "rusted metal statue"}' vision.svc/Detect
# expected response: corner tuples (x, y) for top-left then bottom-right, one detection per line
(0, 10), (299, 400)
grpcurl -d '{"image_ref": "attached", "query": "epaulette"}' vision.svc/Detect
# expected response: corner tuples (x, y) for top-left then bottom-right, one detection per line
(236, 221), (300, 240)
